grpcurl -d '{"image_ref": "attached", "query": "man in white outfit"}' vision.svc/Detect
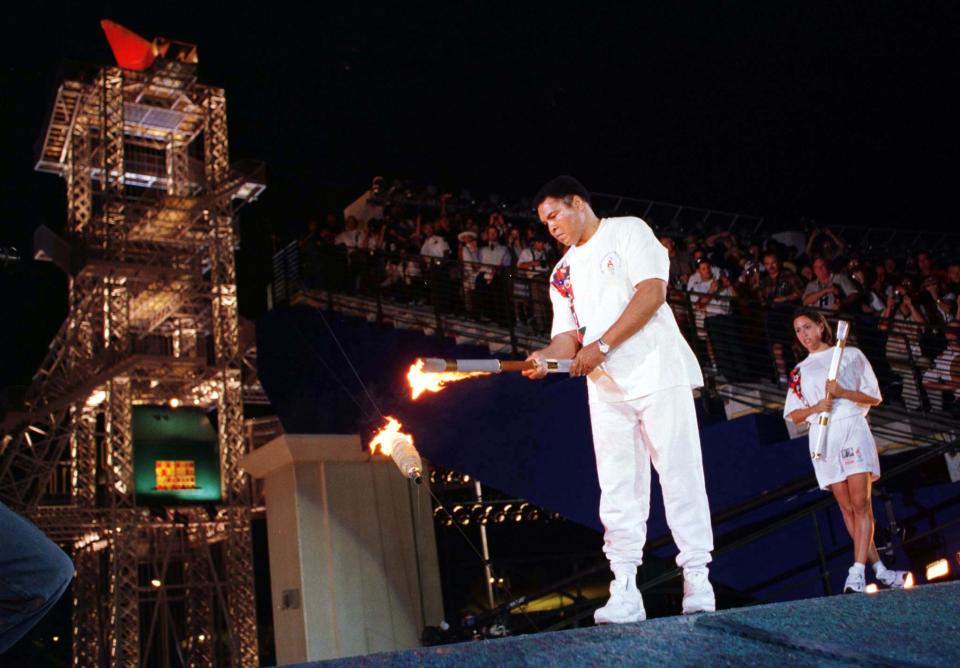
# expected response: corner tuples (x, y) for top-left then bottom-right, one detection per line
(524, 176), (715, 623)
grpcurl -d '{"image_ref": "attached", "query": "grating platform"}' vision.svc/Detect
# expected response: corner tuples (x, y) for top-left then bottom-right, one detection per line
(284, 581), (960, 667)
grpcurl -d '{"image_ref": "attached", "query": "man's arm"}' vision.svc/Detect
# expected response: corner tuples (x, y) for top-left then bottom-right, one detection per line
(569, 278), (666, 376)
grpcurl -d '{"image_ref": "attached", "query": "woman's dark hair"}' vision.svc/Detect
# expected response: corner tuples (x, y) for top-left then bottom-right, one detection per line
(791, 307), (834, 358)
(534, 175), (592, 208)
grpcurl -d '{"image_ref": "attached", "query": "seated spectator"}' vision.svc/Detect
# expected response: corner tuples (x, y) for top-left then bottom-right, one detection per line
(802, 257), (860, 311)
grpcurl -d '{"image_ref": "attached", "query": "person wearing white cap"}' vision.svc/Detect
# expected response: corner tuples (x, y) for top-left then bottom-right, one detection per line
(524, 175), (714, 624)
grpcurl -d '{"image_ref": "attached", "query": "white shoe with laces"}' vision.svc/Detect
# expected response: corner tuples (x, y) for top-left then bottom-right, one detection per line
(876, 569), (914, 589)
(682, 567), (716, 614)
(844, 567), (865, 593)
(594, 576), (645, 624)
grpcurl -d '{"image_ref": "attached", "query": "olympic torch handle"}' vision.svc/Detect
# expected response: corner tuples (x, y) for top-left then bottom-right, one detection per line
(419, 358), (572, 374)
(499, 359), (573, 373)
(812, 320), (850, 461)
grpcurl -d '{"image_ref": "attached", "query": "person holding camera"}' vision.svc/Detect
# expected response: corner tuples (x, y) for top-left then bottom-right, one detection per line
(784, 308), (912, 593)
(880, 279), (929, 408)
(802, 257), (860, 312)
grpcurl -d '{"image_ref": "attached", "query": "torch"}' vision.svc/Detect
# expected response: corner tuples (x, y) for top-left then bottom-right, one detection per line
(418, 358), (572, 374)
(370, 417), (423, 483)
(812, 320), (851, 461)
(407, 358), (573, 400)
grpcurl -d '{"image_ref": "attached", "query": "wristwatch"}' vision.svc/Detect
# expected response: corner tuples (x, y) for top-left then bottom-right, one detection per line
(597, 338), (611, 355)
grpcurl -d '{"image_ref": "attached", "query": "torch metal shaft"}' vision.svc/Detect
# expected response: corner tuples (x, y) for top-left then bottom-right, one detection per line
(419, 358), (572, 374)
(812, 320), (850, 461)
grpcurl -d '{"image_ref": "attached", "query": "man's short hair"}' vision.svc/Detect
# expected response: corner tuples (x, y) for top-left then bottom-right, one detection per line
(534, 175), (592, 208)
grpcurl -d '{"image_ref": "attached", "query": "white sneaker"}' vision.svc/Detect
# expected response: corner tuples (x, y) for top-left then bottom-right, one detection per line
(594, 577), (645, 624)
(682, 567), (716, 614)
(876, 569), (914, 589)
(844, 567), (865, 593)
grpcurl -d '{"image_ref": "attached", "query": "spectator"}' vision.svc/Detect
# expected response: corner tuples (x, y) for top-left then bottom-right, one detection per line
(660, 235), (694, 288)
(420, 222), (452, 310)
(805, 226), (846, 263)
(459, 230), (482, 318)
(517, 233), (555, 332)
(757, 252), (804, 306)
(335, 215), (365, 249)
(476, 225), (512, 324)
(420, 221), (451, 259)
(686, 257), (734, 366)
(505, 226), (527, 265)
(922, 321), (960, 413)
(880, 279), (929, 409)
(755, 251), (804, 382)
(943, 262), (960, 298)
(802, 257), (860, 311)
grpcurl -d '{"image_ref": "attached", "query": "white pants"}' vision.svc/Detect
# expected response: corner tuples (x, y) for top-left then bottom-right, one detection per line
(589, 385), (714, 569)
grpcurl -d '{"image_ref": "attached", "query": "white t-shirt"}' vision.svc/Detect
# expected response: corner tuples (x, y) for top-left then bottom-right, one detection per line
(686, 270), (733, 316)
(783, 346), (881, 424)
(420, 235), (450, 259)
(549, 217), (703, 402)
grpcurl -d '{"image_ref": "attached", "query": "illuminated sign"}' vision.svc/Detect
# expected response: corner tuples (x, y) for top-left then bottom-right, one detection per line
(155, 460), (197, 491)
(133, 406), (221, 504)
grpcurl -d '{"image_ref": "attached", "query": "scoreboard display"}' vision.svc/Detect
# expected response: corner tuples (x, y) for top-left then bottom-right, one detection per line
(133, 406), (222, 504)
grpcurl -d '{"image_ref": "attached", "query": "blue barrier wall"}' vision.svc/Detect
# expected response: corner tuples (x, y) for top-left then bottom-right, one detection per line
(257, 306), (959, 602)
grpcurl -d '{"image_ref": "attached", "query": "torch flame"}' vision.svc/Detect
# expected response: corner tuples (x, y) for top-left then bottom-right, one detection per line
(370, 416), (410, 456)
(406, 359), (489, 400)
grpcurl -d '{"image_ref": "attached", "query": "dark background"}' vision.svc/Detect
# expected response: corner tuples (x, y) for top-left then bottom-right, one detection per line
(2, 0), (957, 386)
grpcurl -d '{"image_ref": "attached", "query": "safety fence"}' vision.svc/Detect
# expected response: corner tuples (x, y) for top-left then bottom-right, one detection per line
(269, 242), (959, 438)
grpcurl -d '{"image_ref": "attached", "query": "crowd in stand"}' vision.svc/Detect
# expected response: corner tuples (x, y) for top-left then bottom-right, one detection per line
(293, 189), (959, 416)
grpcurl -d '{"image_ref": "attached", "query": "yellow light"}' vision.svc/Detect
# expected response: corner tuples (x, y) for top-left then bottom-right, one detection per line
(150, 579), (162, 588)
(903, 572), (916, 589)
(926, 558), (950, 581)
(52, 636), (60, 643)
(198, 634), (206, 642)
(865, 584), (879, 594)
(169, 398), (180, 408)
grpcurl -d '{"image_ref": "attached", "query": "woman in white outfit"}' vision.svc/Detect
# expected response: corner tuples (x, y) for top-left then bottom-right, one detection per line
(784, 307), (912, 593)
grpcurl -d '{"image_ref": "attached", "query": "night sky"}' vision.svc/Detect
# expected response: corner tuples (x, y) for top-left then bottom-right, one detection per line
(1, 1), (957, 388)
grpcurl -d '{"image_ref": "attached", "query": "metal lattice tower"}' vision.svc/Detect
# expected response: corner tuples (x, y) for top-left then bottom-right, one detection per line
(0, 35), (266, 667)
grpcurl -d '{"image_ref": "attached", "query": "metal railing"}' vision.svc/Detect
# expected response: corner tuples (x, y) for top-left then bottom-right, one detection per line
(270, 242), (958, 428)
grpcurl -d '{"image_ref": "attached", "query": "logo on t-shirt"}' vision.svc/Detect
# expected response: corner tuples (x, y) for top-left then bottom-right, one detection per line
(551, 260), (582, 342)
(600, 252), (621, 277)
(788, 366), (804, 403)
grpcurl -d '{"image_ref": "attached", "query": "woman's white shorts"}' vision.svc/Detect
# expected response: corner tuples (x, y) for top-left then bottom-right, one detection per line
(809, 414), (881, 491)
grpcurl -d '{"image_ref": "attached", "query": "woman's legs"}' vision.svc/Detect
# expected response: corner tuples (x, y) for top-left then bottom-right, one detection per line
(830, 476), (880, 566)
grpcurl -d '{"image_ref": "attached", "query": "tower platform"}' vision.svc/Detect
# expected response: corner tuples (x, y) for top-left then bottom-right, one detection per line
(285, 581), (960, 667)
